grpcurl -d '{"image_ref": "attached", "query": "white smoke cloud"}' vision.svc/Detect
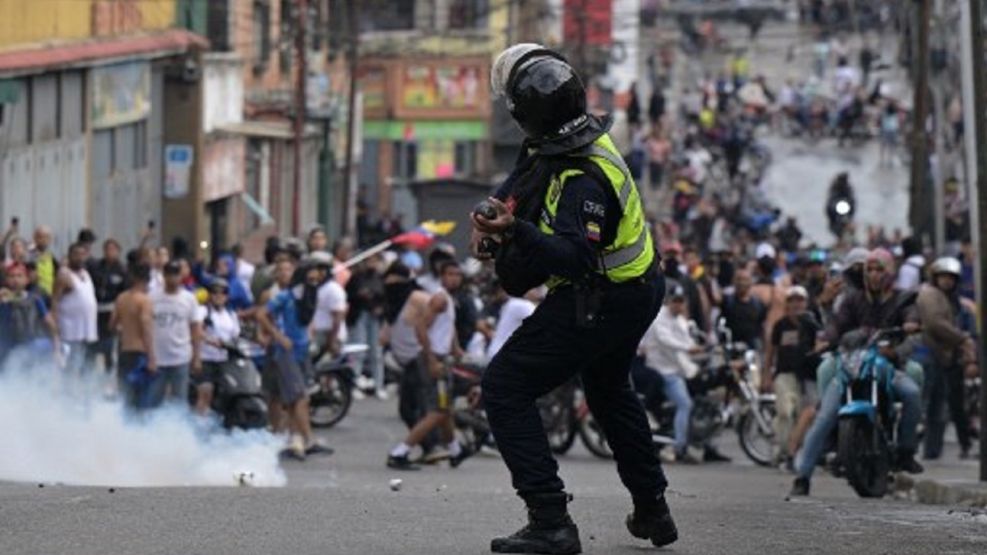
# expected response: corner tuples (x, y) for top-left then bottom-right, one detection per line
(0, 353), (286, 487)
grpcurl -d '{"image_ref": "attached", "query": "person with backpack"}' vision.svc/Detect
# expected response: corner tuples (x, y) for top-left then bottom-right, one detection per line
(0, 262), (60, 369)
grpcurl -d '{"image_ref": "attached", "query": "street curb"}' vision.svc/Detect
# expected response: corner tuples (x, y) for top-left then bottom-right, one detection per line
(894, 473), (987, 508)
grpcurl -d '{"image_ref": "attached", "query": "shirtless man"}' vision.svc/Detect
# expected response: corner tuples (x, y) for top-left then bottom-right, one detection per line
(385, 260), (470, 469)
(110, 263), (155, 406)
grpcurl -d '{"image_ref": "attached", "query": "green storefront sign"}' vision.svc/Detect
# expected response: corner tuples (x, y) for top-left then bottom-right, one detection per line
(363, 120), (489, 141)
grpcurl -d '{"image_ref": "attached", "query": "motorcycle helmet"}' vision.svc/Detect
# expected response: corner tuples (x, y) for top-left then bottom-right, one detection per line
(930, 256), (961, 277)
(491, 43), (588, 141)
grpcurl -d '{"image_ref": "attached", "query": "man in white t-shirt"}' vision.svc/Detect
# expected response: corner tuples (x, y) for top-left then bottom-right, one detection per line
(148, 260), (203, 408)
(194, 278), (241, 415)
(486, 284), (539, 361)
(309, 252), (348, 357)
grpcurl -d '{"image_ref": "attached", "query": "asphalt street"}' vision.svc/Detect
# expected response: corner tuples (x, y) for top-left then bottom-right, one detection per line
(2, 395), (985, 555)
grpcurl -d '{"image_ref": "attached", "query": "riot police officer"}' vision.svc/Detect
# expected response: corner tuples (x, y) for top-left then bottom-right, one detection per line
(471, 44), (678, 555)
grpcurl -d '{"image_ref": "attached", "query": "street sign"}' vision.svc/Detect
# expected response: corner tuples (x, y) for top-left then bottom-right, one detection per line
(163, 144), (194, 199)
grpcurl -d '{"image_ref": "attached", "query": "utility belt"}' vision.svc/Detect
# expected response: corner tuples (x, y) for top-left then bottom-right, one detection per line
(568, 258), (660, 329)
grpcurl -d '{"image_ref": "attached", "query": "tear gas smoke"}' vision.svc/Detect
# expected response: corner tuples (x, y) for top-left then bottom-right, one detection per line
(0, 354), (286, 487)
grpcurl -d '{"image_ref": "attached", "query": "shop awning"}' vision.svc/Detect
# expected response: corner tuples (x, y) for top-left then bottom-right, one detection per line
(0, 29), (208, 77)
(216, 120), (321, 140)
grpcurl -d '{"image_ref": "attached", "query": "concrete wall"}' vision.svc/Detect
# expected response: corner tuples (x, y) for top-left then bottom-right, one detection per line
(161, 71), (206, 251)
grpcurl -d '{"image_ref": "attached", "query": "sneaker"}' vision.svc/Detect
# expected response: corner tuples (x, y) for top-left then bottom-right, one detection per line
(703, 446), (732, 463)
(386, 454), (421, 471)
(374, 389), (391, 401)
(449, 445), (475, 468)
(420, 448), (450, 465)
(305, 440), (335, 456)
(897, 455), (925, 475)
(675, 450), (700, 465)
(281, 436), (306, 461)
(789, 477), (810, 497)
(959, 446), (972, 460)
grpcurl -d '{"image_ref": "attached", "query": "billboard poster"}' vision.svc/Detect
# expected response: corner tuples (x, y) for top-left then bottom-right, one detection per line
(401, 64), (482, 110)
(91, 62), (151, 128)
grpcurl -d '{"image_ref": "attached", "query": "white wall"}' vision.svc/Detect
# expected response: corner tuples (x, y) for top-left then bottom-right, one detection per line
(203, 53), (244, 134)
(606, 0), (640, 94)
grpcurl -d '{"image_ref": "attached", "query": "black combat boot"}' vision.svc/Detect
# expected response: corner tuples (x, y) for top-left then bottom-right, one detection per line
(490, 492), (582, 554)
(626, 494), (678, 548)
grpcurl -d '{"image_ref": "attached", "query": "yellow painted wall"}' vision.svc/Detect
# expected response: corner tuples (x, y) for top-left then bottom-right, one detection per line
(0, 0), (177, 50)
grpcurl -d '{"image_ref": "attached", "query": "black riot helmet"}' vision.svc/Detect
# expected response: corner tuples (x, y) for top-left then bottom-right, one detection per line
(492, 44), (589, 142)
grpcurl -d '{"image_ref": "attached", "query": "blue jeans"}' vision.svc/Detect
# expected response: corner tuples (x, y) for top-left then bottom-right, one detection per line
(662, 373), (693, 452)
(145, 364), (190, 409)
(349, 311), (383, 390)
(796, 372), (922, 479)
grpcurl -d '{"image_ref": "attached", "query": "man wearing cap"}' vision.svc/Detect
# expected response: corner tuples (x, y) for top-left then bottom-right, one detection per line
(147, 260), (203, 408)
(471, 44), (675, 554)
(194, 278), (241, 415)
(763, 285), (823, 467)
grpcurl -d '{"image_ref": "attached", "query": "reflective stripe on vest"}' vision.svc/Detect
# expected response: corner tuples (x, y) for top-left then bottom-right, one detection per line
(537, 134), (655, 286)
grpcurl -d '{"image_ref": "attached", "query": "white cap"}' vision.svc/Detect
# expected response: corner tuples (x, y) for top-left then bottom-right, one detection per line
(755, 242), (777, 260)
(787, 285), (809, 299)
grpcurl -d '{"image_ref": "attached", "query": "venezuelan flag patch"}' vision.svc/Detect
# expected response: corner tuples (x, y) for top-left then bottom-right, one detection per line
(586, 222), (601, 242)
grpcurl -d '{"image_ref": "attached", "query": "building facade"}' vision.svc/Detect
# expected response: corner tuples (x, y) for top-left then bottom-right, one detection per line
(0, 0), (206, 253)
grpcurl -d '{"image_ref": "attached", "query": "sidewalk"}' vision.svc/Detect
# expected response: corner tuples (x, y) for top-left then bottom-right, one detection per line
(894, 443), (987, 508)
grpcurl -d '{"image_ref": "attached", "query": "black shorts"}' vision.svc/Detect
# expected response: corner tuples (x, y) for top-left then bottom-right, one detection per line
(419, 354), (452, 412)
(192, 361), (224, 387)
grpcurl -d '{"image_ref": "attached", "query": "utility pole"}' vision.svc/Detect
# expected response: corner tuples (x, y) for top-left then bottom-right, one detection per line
(342, 0), (359, 239)
(908, 0), (932, 243)
(966, 0), (987, 483)
(292, 0), (308, 237)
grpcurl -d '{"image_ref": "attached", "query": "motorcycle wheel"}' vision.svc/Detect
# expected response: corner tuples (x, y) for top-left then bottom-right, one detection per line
(737, 401), (776, 467)
(539, 394), (578, 455)
(578, 413), (613, 459)
(309, 374), (353, 428)
(227, 397), (269, 430)
(838, 417), (890, 498)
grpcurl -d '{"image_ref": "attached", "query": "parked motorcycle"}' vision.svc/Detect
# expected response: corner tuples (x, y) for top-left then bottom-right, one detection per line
(201, 339), (269, 430)
(309, 344), (367, 428)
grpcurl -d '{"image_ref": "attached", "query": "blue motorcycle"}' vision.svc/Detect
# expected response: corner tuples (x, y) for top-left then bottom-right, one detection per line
(833, 328), (904, 498)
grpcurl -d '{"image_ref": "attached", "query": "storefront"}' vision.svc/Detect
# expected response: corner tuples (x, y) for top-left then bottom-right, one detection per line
(358, 56), (492, 221)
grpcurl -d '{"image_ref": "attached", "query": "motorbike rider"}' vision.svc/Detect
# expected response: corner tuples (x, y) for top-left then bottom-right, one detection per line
(193, 278), (241, 416)
(790, 249), (923, 496)
(638, 285), (703, 464)
(916, 257), (976, 460)
(471, 43), (676, 554)
(825, 172), (855, 239)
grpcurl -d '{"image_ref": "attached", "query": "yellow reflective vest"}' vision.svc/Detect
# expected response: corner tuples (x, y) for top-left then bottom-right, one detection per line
(537, 134), (655, 288)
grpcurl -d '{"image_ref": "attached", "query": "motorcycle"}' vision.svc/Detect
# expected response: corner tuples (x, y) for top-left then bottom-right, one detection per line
(200, 339), (269, 430)
(826, 173), (856, 239)
(308, 343), (367, 428)
(450, 360), (580, 455)
(578, 319), (777, 466)
(833, 328), (905, 498)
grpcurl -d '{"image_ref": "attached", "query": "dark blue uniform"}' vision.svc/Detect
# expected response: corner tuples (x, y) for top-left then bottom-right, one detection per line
(483, 169), (668, 505)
